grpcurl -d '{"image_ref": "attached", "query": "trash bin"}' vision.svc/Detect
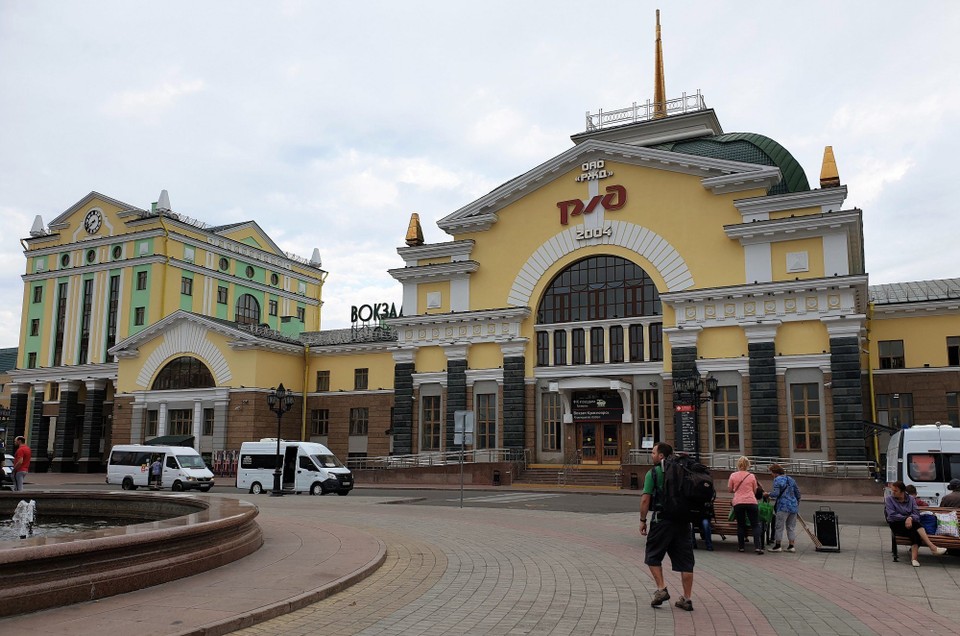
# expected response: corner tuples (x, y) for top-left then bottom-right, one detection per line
(630, 472), (639, 490)
(814, 506), (840, 552)
(493, 470), (501, 486)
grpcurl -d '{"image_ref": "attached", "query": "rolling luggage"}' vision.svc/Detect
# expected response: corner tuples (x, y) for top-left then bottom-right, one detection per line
(813, 506), (840, 552)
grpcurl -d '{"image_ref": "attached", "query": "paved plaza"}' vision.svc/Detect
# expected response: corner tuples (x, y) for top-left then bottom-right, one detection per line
(2, 474), (959, 635)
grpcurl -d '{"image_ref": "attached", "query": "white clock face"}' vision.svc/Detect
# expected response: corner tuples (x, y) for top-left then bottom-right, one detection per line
(84, 210), (102, 234)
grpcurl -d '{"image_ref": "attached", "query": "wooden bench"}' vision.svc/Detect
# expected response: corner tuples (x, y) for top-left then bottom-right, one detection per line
(889, 507), (960, 561)
(710, 499), (738, 539)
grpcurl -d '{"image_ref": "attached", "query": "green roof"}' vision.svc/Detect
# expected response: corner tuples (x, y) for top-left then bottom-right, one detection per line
(654, 132), (810, 195)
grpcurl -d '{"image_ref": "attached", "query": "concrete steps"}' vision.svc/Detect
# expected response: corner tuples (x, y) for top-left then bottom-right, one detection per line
(516, 466), (621, 488)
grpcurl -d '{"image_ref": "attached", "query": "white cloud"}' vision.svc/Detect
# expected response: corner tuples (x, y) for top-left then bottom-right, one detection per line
(845, 157), (915, 208)
(105, 78), (205, 122)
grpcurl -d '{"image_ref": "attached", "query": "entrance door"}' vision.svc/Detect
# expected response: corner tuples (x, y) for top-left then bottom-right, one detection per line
(577, 423), (620, 464)
(601, 423), (620, 463)
(578, 423), (598, 464)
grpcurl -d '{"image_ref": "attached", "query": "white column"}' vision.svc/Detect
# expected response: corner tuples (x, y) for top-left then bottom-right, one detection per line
(193, 400), (203, 450)
(158, 402), (168, 438)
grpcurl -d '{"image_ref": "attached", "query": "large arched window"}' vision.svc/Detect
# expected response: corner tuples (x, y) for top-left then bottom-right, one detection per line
(537, 256), (661, 324)
(152, 356), (215, 390)
(235, 294), (260, 325)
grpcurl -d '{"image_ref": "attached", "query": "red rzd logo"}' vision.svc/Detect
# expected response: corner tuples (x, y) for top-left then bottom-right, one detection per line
(557, 185), (626, 225)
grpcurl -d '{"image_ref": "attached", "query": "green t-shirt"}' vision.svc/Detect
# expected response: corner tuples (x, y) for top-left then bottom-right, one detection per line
(642, 464), (664, 509)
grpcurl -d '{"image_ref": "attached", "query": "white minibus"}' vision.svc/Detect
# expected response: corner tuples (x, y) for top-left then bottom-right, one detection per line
(886, 424), (960, 504)
(237, 439), (353, 496)
(107, 445), (215, 492)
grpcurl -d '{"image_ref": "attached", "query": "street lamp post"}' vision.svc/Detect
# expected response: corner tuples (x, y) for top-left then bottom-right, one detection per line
(266, 383), (295, 497)
(673, 375), (720, 462)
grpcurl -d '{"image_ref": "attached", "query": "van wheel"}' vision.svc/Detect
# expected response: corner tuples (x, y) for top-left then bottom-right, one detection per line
(122, 478), (137, 491)
(337, 491), (349, 496)
(250, 482), (263, 495)
(172, 480), (184, 492)
(310, 482), (323, 496)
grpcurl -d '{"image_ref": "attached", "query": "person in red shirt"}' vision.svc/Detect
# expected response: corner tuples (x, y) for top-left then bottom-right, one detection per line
(12, 436), (31, 492)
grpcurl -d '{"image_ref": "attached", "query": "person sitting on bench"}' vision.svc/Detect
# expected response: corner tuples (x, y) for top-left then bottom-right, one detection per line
(885, 480), (947, 567)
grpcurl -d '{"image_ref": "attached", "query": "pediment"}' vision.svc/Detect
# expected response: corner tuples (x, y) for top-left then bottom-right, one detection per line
(47, 191), (144, 231)
(211, 221), (286, 258)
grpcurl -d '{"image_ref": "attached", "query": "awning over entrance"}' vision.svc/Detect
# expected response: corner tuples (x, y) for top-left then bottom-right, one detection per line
(144, 435), (195, 447)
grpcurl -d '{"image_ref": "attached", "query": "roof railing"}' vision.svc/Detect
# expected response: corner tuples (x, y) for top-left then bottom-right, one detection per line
(585, 90), (707, 132)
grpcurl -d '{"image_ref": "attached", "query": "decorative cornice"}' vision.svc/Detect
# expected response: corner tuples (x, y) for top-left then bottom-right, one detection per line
(774, 354), (832, 374)
(397, 240), (475, 266)
(499, 340), (528, 358)
(412, 372), (446, 388)
(871, 300), (960, 319)
(534, 360), (664, 379)
(392, 348), (416, 364)
(388, 260), (479, 283)
(723, 209), (861, 245)
(822, 315), (866, 338)
(389, 307), (531, 348)
(733, 187), (848, 220)
(742, 321), (781, 343)
(48, 191), (145, 229)
(22, 254), (165, 282)
(172, 258), (320, 306)
(661, 275), (869, 303)
(663, 326), (701, 348)
(442, 344), (469, 360)
(8, 362), (119, 384)
(700, 167), (782, 194)
(466, 368), (504, 385)
(387, 306), (530, 329)
(23, 228), (164, 257)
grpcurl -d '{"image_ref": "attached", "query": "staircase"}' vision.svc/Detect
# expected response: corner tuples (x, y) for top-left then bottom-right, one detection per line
(516, 465), (622, 488)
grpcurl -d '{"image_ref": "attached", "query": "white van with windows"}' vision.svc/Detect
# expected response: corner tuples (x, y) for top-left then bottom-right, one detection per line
(107, 445), (215, 492)
(886, 424), (960, 504)
(237, 439), (353, 496)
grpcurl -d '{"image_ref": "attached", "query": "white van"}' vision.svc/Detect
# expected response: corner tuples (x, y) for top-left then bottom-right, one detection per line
(886, 424), (960, 504)
(237, 439), (353, 496)
(107, 445), (215, 492)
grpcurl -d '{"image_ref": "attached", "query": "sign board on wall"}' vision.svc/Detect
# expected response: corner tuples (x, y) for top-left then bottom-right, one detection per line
(571, 391), (624, 423)
(674, 404), (697, 454)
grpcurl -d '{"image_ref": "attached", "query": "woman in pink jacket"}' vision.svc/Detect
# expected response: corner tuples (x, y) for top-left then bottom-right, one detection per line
(729, 456), (764, 554)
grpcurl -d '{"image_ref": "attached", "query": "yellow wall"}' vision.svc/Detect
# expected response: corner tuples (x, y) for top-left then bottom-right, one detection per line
(310, 351), (395, 391)
(871, 314), (960, 367)
(415, 347), (447, 374)
(771, 237), (825, 280)
(468, 343), (503, 370)
(776, 321), (830, 356)
(697, 326), (748, 359)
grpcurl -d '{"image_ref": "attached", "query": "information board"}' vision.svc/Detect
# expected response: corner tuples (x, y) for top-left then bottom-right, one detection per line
(674, 404), (697, 454)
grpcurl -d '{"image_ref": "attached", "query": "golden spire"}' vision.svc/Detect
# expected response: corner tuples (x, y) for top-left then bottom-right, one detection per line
(820, 146), (841, 188)
(405, 212), (424, 246)
(653, 9), (667, 119)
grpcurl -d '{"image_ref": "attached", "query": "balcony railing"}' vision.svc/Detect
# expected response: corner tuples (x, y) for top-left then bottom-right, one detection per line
(585, 90), (707, 132)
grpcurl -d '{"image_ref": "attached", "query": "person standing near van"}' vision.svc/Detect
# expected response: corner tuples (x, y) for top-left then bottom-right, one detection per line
(151, 456), (163, 490)
(12, 436), (31, 492)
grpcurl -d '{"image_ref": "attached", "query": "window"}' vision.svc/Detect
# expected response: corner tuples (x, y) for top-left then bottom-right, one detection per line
(712, 386), (740, 452)
(349, 407), (368, 436)
(590, 327), (604, 364)
(60, 253), (70, 267)
(629, 324), (644, 362)
(476, 393), (496, 449)
(649, 323), (663, 362)
(203, 408), (215, 436)
(49, 384), (59, 401)
(136, 270), (148, 290)
(947, 392), (959, 427)
(270, 272), (279, 285)
(245, 265), (255, 278)
(168, 409), (193, 436)
(311, 409), (330, 436)
(152, 356), (215, 390)
(78, 278), (93, 364)
(553, 330), (567, 366)
(54, 282), (68, 365)
(541, 392), (561, 451)
(217, 286), (228, 304)
(268, 300), (278, 316)
(296, 307), (306, 322)
(791, 383), (822, 451)
(181, 276), (193, 296)
(316, 370), (330, 392)
(219, 257), (229, 271)
(86, 249), (96, 264)
(112, 245), (122, 259)
(235, 294), (260, 325)
(105, 274), (119, 354)
(879, 340), (905, 369)
(948, 337), (960, 367)
(637, 389), (660, 446)
(354, 368), (369, 390)
(134, 307), (145, 326)
(536, 331), (549, 366)
(422, 396), (441, 450)
(609, 325), (624, 363)
(907, 453), (942, 482)
(877, 393), (914, 430)
(32, 285), (42, 303)
(145, 410), (158, 437)
(29, 319), (39, 336)
(27, 352), (37, 369)
(571, 328), (585, 365)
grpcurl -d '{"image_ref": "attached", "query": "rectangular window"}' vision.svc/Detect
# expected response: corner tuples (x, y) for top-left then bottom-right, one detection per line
(349, 407), (369, 436)
(629, 324), (645, 362)
(297, 307), (306, 322)
(947, 392), (959, 427)
(948, 337), (960, 367)
(541, 392), (561, 451)
(475, 393), (496, 449)
(712, 385), (740, 452)
(571, 328), (585, 365)
(422, 396), (441, 450)
(609, 325), (624, 363)
(136, 271), (147, 290)
(879, 340), (905, 369)
(536, 331), (549, 366)
(27, 352), (37, 369)
(217, 285), (228, 304)
(268, 299), (278, 316)
(311, 409), (330, 436)
(553, 330), (567, 366)
(316, 370), (330, 392)
(29, 319), (39, 336)
(78, 278), (94, 364)
(791, 383), (822, 451)
(649, 322), (663, 362)
(354, 368), (369, 390)
(135, 307), (146, 326)
(637, 389), (660, 447)
(32, 285), (42, 303)
(181, 276), (193, 296)
(202, 408), (215, 436)
(590, 327), (604, 364)
(168, 409), (193, 436)
(54, 282), (68, 366)
(105, 274), (120, 355)
(146, 410), (158, 437)
(877, 393), (914, 430)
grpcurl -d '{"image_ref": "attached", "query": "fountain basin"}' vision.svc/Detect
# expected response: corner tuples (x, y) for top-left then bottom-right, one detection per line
(0, 491), (262, 617)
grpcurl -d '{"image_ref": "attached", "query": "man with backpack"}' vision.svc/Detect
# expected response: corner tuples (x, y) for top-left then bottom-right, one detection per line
(639, 442), (695, 612)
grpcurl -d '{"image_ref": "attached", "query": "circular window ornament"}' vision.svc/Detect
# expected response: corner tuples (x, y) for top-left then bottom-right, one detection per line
(219, 257), (229, 271)
(86, 249), (96, 264)
(245, 265), (255, 278)
(270, 272), (279, 285)
(60, 253), (70, 267)
(112, 245), (122, 259)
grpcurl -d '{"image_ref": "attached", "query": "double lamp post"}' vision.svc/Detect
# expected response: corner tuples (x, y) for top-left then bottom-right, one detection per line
(672, 374), (719, 462)
(266, 383), (296, 497)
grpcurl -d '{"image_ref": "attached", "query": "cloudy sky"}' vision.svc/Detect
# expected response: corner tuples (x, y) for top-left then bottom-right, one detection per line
(1, 1), (958, 349)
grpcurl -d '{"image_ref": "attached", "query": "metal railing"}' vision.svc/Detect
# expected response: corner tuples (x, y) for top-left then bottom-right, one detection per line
(585, 90), (707, 131)
(347, 448), (529, 471)
(625, 449), (876, 478)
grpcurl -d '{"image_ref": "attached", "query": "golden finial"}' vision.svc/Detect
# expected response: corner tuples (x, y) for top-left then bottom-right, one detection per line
(405, 212), (424, 246)
(653, 9), (667, 119)
(820, 146), (840, 188)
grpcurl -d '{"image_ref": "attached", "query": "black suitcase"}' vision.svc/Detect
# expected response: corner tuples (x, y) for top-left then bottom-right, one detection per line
(814, 506), (840, 552)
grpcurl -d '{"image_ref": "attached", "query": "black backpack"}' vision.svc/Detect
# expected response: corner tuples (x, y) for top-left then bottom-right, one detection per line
(657, 454), (716, 523)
